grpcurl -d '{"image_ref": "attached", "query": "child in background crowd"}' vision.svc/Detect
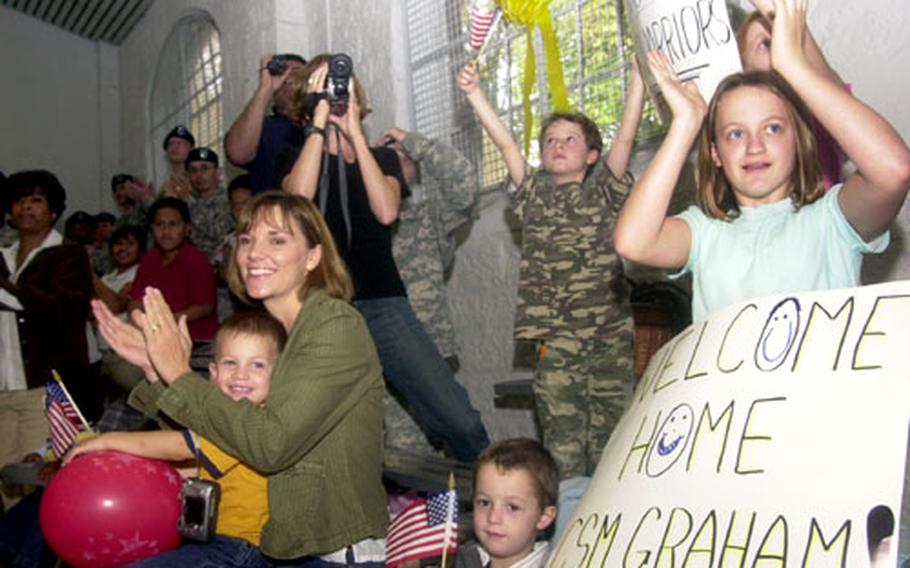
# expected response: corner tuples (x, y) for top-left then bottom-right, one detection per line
(456, 439), (558, 568)
(92, 224), (152, 432)
(129, 197), (218, 344)
(457, 58), (644, 479)
(66, 310), (287, 568)
(613, 0), (910, 321)
(736, 0), (847, 189)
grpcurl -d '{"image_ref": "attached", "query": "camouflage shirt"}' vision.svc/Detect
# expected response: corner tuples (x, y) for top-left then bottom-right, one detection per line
(187, 190), (235, 265)
(391, 132), (478, 358)
(511, 158), (633, 347)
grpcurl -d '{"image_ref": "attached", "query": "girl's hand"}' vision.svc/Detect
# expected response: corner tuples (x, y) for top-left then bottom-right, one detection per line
(647, 50), (706, 129)
(141, 288), (193, 384)
(63, 434), (109, 466)
(456, 61), (481, 96)
(91, 299), (157, 382)
(629, 56), (645, 94)
(769, 0), (810, 74)
(306, 63), (331, 128)
(748, 0), (775, 17)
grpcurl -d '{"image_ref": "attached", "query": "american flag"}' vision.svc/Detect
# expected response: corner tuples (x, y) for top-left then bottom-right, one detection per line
(469, 2), (498, 51)
(385, 489), (458, 568)
(46, 380), (82, 457)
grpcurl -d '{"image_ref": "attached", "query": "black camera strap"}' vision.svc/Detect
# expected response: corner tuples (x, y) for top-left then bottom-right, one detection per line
(318, 125), (353, 251)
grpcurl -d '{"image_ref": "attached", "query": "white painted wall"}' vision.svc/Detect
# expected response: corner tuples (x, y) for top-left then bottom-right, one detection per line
(0, 6), (120, 219)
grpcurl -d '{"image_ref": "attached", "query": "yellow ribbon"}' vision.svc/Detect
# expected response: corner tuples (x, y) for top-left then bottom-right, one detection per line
(496, 0), (571, 154)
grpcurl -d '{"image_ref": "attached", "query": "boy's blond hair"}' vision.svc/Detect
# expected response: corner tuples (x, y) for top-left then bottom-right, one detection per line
(473, 438), (559, 509)
(214, 310), (288, 359)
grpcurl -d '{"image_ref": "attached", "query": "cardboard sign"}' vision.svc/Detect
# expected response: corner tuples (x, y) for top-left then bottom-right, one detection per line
(547, 281), (910, 567)
(625, 0), (742, 121)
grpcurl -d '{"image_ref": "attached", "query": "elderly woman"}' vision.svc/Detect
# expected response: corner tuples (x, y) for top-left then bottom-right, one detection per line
(278, 54), (489, 462)
(0, 170), (95, 472)
(94, 192), (387, 567)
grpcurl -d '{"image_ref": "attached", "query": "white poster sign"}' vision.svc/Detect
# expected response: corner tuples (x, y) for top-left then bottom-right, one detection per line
(547, 281), (910, 567)
(625, 0), (742, 120)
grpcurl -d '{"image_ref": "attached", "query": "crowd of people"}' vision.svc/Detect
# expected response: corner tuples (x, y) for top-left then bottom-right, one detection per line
(1, 0), (909, 566)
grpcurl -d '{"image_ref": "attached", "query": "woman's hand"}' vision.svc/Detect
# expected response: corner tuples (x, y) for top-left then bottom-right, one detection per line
(769, 0), (810, 75)
(647, 50), (706, 130)
(306, 63), (331, 129)
(456, 61), (481, 96)
(141, 288), (193, 384)
(328, 77), (365, 143)
(91, 299), (158, 383)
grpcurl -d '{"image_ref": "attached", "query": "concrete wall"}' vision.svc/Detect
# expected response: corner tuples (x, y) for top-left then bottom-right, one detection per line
(0, 6), (120, 219)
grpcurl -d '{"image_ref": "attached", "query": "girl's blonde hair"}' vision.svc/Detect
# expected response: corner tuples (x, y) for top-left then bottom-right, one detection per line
(286, 54), (370, 123)
(227, 191), (353, 303)
(695, 70), (823, 221)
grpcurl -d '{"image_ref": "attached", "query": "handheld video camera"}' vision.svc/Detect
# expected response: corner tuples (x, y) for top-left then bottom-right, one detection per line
(266, 54), (290, 76)
(177, 478), (220, 542)
(325, 53), (353, 116)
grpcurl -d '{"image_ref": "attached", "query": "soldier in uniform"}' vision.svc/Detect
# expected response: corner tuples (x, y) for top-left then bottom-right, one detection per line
(377, 127), (479, 455)
(160, 125), (195, 198)
(184, 147), (235, 265)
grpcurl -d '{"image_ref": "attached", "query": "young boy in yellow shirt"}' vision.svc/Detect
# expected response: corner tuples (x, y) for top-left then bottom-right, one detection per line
(66, 310), (286, 567)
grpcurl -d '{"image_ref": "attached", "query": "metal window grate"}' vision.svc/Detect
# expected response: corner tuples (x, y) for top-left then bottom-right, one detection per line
(148, 12), (223, 184)
(405, 0), (663, 189)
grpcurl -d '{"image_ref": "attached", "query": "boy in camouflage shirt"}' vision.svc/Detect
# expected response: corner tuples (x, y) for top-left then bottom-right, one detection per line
(458, 60), (645, 478)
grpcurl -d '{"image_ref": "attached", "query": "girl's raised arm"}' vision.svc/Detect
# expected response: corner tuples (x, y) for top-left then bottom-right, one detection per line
(770, 0), (910, 241)
(613, 51), (700, 269)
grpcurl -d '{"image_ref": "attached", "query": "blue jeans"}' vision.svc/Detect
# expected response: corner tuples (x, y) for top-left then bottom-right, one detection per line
(354, 296), (489, 462)
(127, 536), (271, 568)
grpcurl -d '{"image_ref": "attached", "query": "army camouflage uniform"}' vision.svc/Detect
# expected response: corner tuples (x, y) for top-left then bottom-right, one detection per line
(187, 189), (235, 265)
(384, 131), (479, 456)
(512, 159), (634, 478)
(392, 131), (478, 358)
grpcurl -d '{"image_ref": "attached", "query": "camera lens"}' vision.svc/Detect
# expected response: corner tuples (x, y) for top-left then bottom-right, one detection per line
(329, 54), (353, 78)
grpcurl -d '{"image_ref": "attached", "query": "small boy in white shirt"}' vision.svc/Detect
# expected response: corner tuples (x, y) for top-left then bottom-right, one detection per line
(457, 439), (559, 568)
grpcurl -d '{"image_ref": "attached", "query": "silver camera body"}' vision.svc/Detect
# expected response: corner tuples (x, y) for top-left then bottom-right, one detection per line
(177, 477), (220, 542)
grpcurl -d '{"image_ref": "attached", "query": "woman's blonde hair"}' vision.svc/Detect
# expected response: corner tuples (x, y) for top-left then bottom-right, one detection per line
(286, 53), (370, 123)
(227, 191), (353, 303)
(695, 70), (823, 221)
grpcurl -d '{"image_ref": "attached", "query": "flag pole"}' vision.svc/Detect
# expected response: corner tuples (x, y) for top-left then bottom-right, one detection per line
(440, 471), (457, 568)
(51, 370), (93, 433)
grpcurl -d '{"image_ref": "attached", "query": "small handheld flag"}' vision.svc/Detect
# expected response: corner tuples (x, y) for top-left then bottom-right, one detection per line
(385, 487), (459, 568)
(468, 0), (500, 52)
(45, 371), (91, 457)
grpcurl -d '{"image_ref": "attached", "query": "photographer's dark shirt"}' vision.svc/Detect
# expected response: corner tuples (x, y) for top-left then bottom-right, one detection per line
(246, 113), (304, 194)
(276, 141), (408, 300)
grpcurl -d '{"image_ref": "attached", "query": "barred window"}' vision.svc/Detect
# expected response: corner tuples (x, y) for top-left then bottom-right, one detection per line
(405, 0), (663, 188)
(148, 12), (223, 183)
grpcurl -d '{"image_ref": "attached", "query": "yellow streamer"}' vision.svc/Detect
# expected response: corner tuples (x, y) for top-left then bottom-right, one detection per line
(496, 0), (571, 154)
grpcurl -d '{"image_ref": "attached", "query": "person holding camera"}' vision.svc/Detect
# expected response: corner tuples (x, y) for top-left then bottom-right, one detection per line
(225, 52), (307, 194)
(279, 54), (490, 463)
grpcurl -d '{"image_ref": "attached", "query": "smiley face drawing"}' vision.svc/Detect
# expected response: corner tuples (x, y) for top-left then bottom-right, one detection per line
(646, 403), (694, 477)
(754, 297), (801, 371)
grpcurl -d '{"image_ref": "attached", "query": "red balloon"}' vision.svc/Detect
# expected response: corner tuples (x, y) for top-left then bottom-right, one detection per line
(40, 450), (182, 568)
